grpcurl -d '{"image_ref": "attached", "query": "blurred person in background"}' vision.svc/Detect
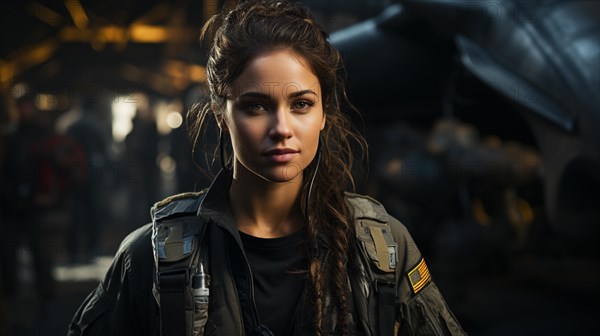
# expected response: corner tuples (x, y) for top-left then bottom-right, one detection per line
(0, 93), (56, 311)
(124, 96), (160, 224)
(65, 97), (109, 263)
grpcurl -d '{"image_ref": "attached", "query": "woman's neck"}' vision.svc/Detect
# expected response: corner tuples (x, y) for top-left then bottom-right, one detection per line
(229, 163), (304, 238)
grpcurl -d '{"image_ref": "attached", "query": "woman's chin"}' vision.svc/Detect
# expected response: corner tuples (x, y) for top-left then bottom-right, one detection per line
(260, 164), (303, 184)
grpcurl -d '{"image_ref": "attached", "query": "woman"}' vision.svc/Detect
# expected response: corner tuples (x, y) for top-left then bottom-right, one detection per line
(68, 1), (465, 335)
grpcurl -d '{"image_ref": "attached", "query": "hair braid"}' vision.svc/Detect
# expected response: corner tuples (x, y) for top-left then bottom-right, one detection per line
(309, 257), (325, 334)
(304, 185), (326, 335)
(328, 193), (355, 334)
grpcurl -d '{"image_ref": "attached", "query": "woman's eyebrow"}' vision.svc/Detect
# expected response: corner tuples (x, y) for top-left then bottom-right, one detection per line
(237, 89), (318, 100)
(287, 89), (318, 99)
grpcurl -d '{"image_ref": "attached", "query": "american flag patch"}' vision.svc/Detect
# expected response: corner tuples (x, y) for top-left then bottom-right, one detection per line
(408, 258), (431, 294)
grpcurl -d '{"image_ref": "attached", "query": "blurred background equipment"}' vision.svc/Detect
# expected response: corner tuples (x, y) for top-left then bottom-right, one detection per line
(0, 0), (599, 335)
(331, 0), (600, 247)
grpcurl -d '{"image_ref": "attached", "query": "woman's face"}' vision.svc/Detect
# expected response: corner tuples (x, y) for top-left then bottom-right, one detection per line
(224, 49), (325, 183)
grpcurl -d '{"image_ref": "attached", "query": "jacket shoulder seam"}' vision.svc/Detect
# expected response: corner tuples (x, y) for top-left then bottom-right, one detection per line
(154, 189), (208, 209)
(344, 192), (389, 222)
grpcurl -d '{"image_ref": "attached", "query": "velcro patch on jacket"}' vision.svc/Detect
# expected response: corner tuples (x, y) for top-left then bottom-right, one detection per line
(407, 258), (431, 294)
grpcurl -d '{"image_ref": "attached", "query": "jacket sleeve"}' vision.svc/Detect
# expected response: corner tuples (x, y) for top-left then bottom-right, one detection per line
(67, 224), (158, 336)
(388, 216), (467, 336)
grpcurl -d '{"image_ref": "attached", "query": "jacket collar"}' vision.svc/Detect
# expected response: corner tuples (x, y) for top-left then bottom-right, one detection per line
(196, 168), (240, 239)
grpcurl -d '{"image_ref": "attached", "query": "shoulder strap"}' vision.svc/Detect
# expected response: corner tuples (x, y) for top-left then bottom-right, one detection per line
(346, 193), (399, 336)
(151, 191), (208, 336)
(158, 266), (189, 336)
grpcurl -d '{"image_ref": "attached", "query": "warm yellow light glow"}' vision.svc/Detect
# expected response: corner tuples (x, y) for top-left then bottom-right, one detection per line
(64, 0), (89, 29)
(21, 40), (58, 69)
(59, 24), (197, 45)
(165, 60), (186, 78)
(35, 94), (58, 111)
(99, 26), (127, 43)
(130, 24), (168, 43)
(0, 60), (15, 83)
(189, 65), (207, 82)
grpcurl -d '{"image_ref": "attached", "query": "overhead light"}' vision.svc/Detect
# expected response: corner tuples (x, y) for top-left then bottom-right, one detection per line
(130, 24), (168, 43)
(64, 0), (89, 29)
(166, 111), (183, 129)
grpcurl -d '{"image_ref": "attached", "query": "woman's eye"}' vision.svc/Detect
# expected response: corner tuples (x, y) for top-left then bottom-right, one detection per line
(293, 100), (314, 111)
(243, 103), (267, 113)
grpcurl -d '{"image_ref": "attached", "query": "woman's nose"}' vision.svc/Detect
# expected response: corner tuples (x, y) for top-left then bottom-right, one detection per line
(269, 109), (293, 140)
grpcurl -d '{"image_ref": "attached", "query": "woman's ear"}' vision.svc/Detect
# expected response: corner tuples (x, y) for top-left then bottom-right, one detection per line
(320, 114), (326, 131)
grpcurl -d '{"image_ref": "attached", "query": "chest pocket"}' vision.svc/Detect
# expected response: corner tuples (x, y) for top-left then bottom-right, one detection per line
(154, 217), (201, 263)
(355, 219), (398, 274)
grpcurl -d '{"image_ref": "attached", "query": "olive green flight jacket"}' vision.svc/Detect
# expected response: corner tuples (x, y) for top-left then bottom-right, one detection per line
(68, 170), (465, 335)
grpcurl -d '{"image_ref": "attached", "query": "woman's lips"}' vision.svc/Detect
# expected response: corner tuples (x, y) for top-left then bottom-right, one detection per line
(263, 149), (299, 163)
(265, 152), (298, 162)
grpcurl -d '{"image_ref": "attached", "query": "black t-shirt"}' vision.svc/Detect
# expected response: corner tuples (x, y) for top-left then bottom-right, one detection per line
(239, 228), (307, 336)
